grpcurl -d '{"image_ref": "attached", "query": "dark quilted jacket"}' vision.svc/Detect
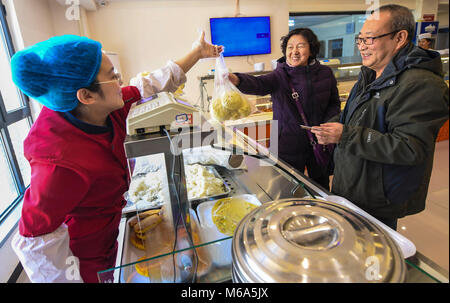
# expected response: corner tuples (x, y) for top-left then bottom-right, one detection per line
(332, 44), (449, 218)
(235, 59), (341, 159)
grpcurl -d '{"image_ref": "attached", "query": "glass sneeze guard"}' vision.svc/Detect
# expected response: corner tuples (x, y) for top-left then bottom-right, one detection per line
(98, 115), (448, 283)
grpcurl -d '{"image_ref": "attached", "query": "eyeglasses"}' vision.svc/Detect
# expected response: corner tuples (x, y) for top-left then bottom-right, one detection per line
(97, 73), (123, 86)
(355, 30), (399, 45)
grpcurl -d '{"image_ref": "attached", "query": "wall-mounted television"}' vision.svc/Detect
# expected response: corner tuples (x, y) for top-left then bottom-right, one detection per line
(210, 16), (271, 57)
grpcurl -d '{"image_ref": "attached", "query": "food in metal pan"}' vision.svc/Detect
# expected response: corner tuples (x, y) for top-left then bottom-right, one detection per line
(211, 197), (258, 236)
(128, 172), (163, 206)
(129, 207), (164, 250)
(185, 164), (225, 200)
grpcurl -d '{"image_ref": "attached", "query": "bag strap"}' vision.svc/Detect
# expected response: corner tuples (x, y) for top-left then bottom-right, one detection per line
(283, 69), (317, 145)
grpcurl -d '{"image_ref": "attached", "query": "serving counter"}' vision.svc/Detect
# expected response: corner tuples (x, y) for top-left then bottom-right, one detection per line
(97, 120), (448, 283)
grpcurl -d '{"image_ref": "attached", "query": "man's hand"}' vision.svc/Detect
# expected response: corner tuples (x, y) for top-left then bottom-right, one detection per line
(311, 122), (344, 144)
(193, 31), (224, 59)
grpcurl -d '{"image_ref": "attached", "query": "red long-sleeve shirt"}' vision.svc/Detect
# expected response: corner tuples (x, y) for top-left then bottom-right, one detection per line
(19, 86), (141, 282)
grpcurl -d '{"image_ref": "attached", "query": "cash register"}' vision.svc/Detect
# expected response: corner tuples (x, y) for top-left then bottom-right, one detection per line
(126, 92), (198, 135)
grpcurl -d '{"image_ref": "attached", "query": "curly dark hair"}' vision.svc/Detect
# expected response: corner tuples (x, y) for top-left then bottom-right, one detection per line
(280, 28), (321, 62)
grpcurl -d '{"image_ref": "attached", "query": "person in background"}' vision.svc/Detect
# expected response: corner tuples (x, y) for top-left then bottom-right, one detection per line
(11, 33), (222, 283)
(228, 28), (341, 190)
(312, 4), (449, 230)
(418, 32), (433, 50)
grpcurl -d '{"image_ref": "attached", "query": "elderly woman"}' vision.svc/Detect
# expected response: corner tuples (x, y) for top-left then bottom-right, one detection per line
(228, 28), (341, 189)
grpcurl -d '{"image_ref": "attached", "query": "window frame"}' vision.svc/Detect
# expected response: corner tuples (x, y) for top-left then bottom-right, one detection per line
(0, 0), (33, 223)
(289, 11), (367, 61)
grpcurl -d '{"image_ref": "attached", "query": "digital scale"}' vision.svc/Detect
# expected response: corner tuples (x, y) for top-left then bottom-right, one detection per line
(126, 92), (198, 135)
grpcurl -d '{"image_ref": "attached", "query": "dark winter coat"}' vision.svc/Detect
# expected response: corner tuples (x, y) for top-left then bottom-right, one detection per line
(330, 43), (449, 219)
(235, 60), (341, 164)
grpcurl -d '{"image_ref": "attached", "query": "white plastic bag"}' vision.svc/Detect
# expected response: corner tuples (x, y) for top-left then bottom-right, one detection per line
(210, 54), (252, 122)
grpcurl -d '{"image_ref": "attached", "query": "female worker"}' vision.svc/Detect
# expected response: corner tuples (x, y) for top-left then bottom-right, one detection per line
(228, 28), (341, 189)
(11, 33), (222, 283)
(418, 33), (433, 50)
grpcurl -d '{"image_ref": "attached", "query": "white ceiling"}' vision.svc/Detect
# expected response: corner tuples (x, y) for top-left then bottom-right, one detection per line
(55, 0), (450, 14)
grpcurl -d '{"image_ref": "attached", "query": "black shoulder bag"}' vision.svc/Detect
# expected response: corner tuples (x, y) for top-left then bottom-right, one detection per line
(283, 68), (335, 173)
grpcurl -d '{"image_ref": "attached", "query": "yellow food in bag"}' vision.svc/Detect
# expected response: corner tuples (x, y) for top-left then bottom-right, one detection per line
(222, 91), (243, 110)
(211, 91), (250, 122)
(211, 97), (231, 122)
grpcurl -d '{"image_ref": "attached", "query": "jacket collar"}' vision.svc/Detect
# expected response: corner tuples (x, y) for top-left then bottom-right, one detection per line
(359, 42), (442, 91)
(358, 44), (411, 91)
(62, 111), (112, 134)
(279, 59), (320, 76)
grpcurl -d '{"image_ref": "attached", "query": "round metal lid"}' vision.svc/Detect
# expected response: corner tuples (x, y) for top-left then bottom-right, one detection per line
(232, 198), (405, 283)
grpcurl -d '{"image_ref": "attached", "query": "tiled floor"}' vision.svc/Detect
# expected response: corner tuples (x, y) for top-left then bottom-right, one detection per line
(398, 140), (449, 273)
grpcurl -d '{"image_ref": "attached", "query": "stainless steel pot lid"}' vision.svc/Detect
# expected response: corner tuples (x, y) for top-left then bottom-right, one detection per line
(232, 198), (405, 283)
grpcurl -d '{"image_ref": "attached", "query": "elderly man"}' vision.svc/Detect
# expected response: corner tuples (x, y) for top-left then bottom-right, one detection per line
(312, 4), (448, 230)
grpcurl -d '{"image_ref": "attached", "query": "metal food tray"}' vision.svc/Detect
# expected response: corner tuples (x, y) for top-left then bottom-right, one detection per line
(196, 194), (262, 267)
(187, 165), (232, 206)
(120, 209), (211, 283)
(122, 153), (169, 215)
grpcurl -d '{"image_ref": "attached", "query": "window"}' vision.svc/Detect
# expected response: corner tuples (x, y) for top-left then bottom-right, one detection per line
(289, 12), (368, 64)
(0, 1), (33, 223)
(328, 38), (343, 58)
(318, 40), (325, 59)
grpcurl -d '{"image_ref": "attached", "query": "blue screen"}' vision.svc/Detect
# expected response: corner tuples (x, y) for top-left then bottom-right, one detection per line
(210, 16), (271, 57)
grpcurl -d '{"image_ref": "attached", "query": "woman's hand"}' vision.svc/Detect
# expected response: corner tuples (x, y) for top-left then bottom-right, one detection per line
(193, 31), (224, 59)
(311, 122), (343, 145)
(176, 31), (224, 73)
(228, 73), (240, 86)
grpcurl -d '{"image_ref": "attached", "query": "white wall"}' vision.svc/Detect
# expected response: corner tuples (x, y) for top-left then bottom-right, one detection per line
(437, 11), (449, 27)
(5, 0), (83, 120)
(9, 0), (84, 47)
(49, 0), (82, 37)
(85, 0), (289, 107)
(12, 0), (54, 46)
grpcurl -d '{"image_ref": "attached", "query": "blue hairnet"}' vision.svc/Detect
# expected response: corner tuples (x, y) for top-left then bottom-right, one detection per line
(11, 35), (102, 112)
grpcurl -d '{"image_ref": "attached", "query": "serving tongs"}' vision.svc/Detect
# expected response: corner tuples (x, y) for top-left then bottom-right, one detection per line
(188, 154), (244, 170)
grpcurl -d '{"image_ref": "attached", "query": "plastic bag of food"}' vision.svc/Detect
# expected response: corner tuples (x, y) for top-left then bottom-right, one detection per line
(210, 54), (252, 122)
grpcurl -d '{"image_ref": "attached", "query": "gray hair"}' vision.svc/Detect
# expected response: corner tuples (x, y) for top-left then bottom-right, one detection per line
(373, 4), (415, 42)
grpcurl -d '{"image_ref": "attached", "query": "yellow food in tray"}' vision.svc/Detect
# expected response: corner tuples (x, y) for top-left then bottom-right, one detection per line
(135, 257), (162, 279)
(211, 197), (259, 236)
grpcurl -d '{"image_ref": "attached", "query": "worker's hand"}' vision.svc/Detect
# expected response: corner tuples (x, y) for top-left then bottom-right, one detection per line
(228, 73), (240, 86)
(192, 31), (224, 59)
(311, 122), (344, 145)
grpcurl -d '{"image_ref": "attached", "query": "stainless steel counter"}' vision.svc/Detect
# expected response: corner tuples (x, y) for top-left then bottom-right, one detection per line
(98, 128), (449, 283)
